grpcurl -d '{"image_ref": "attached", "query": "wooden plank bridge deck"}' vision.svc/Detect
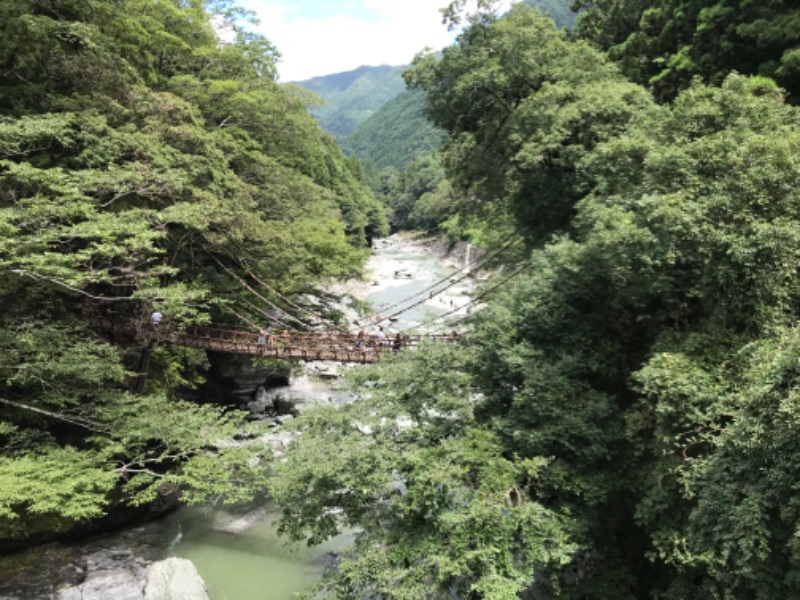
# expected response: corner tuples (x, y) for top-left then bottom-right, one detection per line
(153, 326), (457, 364)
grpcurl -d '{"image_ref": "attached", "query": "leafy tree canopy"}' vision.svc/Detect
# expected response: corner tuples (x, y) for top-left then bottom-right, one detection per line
(272, 344), (576, 599)
(274, 3), (800, 597)
(573, 0), (800, 102)
(0, 0), (386, 539)
(408, 2), (655, 242)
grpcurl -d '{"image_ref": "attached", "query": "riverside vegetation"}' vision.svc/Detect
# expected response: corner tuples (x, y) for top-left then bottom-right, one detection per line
(0, 0), (386, 543)
(3, 1), (800, 599)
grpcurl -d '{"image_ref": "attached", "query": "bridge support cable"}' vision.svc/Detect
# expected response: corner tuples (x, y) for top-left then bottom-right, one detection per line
(0, 397), (110, 434)
(208, 253), (314, 330)
(363, 240), (523, 327)
(240, 298), (296, 331)
(240, 263), (344, 332)
(222, 305), (262, 330)
(358, 231), (523, 326)
(408, 260), (535, 335)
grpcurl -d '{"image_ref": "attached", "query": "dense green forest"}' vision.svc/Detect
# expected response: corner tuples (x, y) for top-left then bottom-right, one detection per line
(270, 1), (800, 599)
(4, 0), (800, 599)
(345, 90), (445, 172)
(0, 0), (385, 542)
(574, 0), (800, 102)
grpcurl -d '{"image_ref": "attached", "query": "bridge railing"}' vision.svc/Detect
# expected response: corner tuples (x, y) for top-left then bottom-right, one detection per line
(87, 315), (460, 363)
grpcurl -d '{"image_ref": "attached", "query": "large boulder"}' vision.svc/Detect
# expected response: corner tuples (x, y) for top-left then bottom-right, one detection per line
(143, 558), (208, 600)
(62, 570), (144, 600)
(53, 555), (208, 600)
(54, 549), (149, 600)
(245, 385), (275, 414)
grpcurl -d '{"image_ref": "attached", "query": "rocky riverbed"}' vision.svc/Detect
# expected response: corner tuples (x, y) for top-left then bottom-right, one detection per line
(0, 517), (199, 600)
(334, 233), (479, 332)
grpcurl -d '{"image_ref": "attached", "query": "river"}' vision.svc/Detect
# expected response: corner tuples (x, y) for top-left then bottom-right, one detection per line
(0, 235), (472, 599)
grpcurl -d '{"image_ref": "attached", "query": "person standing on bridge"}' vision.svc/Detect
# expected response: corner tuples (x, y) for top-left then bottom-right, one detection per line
(357, 327), (365, 349)
(393, 333), (403, 353)
(257, 327), (267, 353)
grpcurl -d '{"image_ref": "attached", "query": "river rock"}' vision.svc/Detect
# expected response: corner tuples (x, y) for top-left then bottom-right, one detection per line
(259, 430), (295, 454)
(209, 506), (267, 534)
(196, 352), (290, 406)
(428, 237), (485, 270)
(54, 549), (149, 600)
(246, 385), (274, 414)
(270, 388), (333, 415)
(304, 361), (341, 380)
(143, 557), (208, 600)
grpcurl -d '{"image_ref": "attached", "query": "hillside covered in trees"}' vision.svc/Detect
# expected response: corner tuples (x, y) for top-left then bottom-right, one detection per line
(0, 0), (385, 543)
(4, 0), (800, 599)
(345, 90), (445, 172)
(575, 0), (800, 102)
(270, 1), (800, 599)
(294, 64), (409, 141)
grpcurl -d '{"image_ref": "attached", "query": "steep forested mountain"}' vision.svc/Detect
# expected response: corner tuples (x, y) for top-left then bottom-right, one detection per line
(294, 64), (408, 140)
(345, 90), (445, 171)
(0, 0), (385, 542)
(297, 0), (575, 163)
(342, 0), (576, 166)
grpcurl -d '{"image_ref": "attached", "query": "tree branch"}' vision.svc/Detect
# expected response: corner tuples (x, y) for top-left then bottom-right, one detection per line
(8, 269), (147, 302)
(0, 397), (110, 434)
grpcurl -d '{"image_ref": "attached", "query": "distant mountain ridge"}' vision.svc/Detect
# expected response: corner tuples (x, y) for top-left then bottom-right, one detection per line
(294, 64), (408, 140)
(294, 0), (576, 169)
(345, 89), (444, 171)
(525, 0), (577, 29)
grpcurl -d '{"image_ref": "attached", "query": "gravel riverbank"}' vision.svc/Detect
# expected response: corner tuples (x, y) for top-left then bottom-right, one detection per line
(332, 233), (477, 332)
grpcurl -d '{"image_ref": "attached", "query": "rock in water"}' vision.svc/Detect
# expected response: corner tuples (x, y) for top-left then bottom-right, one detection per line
(72, 570), (145, 600)
(55, 549), (149, 600)
(246, 385), (274, 414)
(143, 558), (208, 600)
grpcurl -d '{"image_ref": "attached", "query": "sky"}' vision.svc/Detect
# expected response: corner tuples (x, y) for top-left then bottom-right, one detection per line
(235, 0), (513, 82)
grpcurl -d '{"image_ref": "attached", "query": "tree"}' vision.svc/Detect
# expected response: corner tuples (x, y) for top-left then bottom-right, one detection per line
(272, 344), (575, 599)
(470, 73), (800, 596)
(407, 3), (655, 242)
(574, 0), (800, 103)
(0, 0), (384, 541)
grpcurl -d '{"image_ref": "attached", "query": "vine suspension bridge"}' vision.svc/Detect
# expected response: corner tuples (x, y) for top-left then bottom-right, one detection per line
(155, 324), (458, 364)
(92, 233), (526, 364)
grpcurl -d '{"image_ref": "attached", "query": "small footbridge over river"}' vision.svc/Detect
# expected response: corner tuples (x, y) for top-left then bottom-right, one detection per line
(156, 326), (457, 364)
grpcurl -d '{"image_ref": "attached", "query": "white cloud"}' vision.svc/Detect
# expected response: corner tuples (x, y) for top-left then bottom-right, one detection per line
(246, 1), (457, 82)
